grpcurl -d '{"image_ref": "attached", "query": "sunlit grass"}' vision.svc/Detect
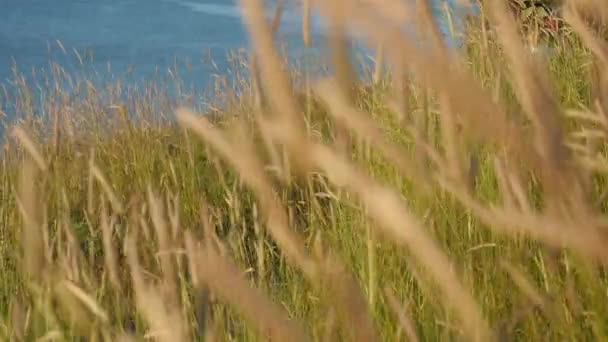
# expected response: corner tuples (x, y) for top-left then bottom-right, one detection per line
(1, 0), (608, 341)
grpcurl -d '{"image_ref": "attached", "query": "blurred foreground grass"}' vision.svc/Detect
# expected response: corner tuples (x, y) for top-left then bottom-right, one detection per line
(2, 0), (608, 341)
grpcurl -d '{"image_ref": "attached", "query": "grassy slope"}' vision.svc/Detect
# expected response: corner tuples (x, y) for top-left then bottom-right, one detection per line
(1, 4), (608, 342)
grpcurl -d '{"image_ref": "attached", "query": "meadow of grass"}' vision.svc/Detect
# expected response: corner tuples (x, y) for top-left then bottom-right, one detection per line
(1, 0), (608, 341)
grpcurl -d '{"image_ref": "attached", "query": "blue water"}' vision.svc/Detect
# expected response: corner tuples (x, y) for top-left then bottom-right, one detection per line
(0, 0), (476, 111)
(1, 1), (316, 88)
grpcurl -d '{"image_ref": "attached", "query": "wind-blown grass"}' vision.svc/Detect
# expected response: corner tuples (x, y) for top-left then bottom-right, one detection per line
(1, 0), (608, 341)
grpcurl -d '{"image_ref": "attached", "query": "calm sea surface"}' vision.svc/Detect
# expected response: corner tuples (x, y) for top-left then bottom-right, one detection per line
(0, 0), (475, 110)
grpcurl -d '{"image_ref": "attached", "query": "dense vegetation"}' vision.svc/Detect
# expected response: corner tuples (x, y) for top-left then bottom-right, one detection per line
(1, 0), (608, 341)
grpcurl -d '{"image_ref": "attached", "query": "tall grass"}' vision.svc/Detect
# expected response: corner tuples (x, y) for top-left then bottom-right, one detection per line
(1, 0), (608, 341)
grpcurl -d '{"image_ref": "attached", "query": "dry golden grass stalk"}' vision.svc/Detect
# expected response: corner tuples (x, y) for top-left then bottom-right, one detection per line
(177, 109), (380, 341)
(15, 158), (46, 282)
(487, 0), (589, 214)
(313, 78), (429, 189)
(289, 132), (491, 341)
(270, 0), (284, 35)
(436, 92), (467, 188)
(114, 334), (138, 342)
(563, 3), (608, 67)
(563, 1), (608, 117)
(250, 85), (487, 339)
(100, 200), (121, 291)
(184, 231), (308, 342)
(302, 0), (311, 48)
(437, 177), (608, 263)
(36, 330), (63, 342)
(310, 232), (380, 342)
(384, 287), (419, 342)
(91, 163), (124, 214)
(235, 0), (493, 338)
(566, 0), (608, 28)
(166, 192), (181, 242)
(315, 0), (356, 156)
(414, 0), (449, 54)
(61, 280), (109, 324)
(236, 3), (275, 114)
(52, 279), (102, 337)
(373, 40), (385, 84)
(87, 148), (96, 216)
(320, 0), (356, 99)
(321, 0), (528, 167)
(11, 127), (47, 171)
(363, 0), (412, 24)
(8, 298), (27, 341)
(176, 109), (317, 277)
(249, 52), (265, 110)
(385, 54), (410, 123)
(147, 187), (180, 307)
(235, 2), (488, 336)
(185, 228), (212, 338)
(500, 262), (545, 309)
(320, 0), (608, 261)
(125, 226), (189, 342)
(498, 260), (565, 335)
(237, 0), (310, 167)
(255, 114), (287, 181)
(59, 190), (86, 283)
(493, 157), (522, 211)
